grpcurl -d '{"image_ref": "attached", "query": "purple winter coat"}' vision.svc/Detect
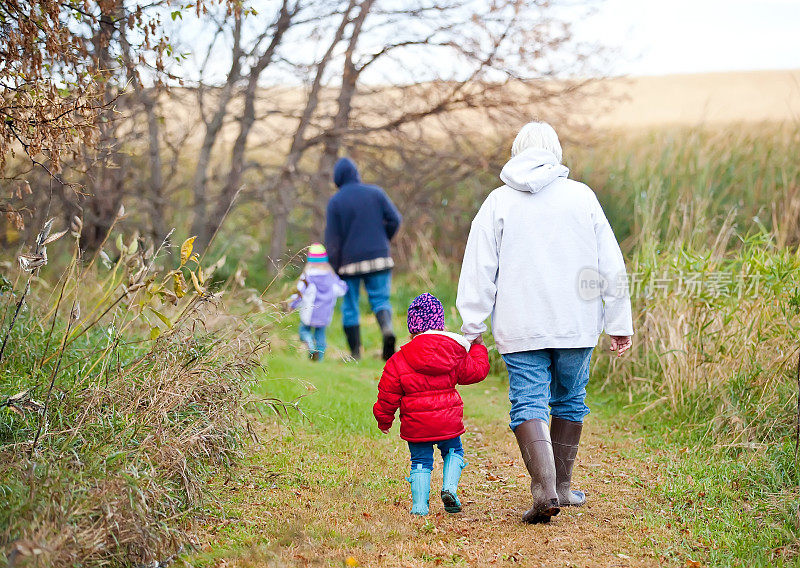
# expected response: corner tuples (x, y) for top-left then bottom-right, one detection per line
(289, 268), (348, 328)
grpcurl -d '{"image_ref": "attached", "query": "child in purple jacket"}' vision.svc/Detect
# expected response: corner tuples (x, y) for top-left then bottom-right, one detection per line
(288, 243), (348, 361)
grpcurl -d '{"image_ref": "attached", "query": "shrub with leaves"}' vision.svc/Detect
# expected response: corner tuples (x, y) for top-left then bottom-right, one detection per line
(0, 0), (240, 227)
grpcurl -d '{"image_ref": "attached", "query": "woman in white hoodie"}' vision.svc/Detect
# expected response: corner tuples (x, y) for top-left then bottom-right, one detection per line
(456, 121), (633, 524)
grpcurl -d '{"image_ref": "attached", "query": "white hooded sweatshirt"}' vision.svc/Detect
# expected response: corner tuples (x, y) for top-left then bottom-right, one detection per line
(456, 148), (633, 354)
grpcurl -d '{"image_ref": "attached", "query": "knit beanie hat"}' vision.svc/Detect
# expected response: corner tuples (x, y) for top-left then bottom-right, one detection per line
(407, 293), (445, 335)
(307, 243), (328, 263)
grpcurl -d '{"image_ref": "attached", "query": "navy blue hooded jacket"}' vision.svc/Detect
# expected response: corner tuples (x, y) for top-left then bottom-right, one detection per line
(324, 158), (402, 273)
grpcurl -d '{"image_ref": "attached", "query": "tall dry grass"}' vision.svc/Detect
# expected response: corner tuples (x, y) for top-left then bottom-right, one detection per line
(626, 231), (800, 438)
(581, 124), (800, 452)
(0, 219), (267, 566)
(570, 123), (800, 251)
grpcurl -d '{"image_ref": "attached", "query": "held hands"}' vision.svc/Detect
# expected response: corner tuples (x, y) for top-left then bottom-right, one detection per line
(609, 335), (632, 357)
(471, 334), (484, 345)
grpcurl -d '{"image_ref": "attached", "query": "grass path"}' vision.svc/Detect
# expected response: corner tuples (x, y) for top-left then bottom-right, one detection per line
(185, 328), (684, 568)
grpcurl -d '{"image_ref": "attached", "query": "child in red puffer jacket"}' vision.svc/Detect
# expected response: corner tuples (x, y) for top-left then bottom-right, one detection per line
(373, 293), (490, 516)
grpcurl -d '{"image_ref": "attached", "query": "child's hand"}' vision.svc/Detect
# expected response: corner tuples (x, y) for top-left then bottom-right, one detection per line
(380, 428), (390, 434)
(471, 334), (484, 345)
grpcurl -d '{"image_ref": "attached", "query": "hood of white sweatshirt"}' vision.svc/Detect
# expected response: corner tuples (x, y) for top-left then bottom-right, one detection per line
(499, 148), (569, 194)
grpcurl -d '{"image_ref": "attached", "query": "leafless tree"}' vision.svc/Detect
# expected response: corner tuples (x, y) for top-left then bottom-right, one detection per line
(203, 0), (301, 247)
(3, 0), (604, 266)
(258, 0), (602, 266)
(189, 11), (245, 248)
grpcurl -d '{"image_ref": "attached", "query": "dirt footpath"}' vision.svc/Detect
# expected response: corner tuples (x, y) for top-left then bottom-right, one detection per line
(438, 420), (670, 567)
(199, 417), (675, 568)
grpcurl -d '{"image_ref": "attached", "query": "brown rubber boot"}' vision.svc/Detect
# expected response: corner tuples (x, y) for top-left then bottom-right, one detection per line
(513, 419), (560, 523)
(551, 417), (586, 507)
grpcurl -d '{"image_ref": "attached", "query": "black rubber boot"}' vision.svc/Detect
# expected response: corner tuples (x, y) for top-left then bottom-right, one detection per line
(375, 309), (396, 361)
(514, 419), (560, 524)
(343, 325), (361, 360)
(551, 417), (587, 506)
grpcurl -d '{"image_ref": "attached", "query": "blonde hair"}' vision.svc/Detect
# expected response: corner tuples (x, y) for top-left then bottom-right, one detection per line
(304, 261), (334, 273)
(511, 121), (563, 163)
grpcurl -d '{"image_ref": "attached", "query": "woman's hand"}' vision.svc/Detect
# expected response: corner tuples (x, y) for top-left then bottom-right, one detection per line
(609, 335), (632, 357)
(471, 334), (484, 345)
(379, 428), (390, 435)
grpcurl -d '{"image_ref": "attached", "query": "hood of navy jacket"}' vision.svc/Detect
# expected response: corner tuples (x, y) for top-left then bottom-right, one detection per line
(499, 148), (569, 194)
(333, 157), (361, 187)
(400, 332), (468, 375)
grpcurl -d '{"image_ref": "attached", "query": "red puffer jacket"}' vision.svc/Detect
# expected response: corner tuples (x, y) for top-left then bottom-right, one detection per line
(373, 331), (490, 442)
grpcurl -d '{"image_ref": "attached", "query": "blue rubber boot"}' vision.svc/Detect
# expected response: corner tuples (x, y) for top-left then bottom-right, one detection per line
(407, 464), (432, 515)
(441, 448), (467, 513)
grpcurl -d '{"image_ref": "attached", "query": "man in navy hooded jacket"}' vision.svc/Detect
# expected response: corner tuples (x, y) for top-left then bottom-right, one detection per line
(325, 157), (402, 361)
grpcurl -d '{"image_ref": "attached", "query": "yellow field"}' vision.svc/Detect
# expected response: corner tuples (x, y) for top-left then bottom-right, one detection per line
(160, 69), (800, 156)
(580, 69), (800, 127)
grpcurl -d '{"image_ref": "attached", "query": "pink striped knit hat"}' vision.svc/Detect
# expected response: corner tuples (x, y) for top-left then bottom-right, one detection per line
(307, 243), (328, 263)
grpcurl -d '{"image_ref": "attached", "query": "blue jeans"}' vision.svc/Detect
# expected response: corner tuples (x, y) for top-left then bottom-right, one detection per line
(408, 436), (464, 472)
(341, 270), (392, 327)
(299, 324), (327, 360)
(502, 347), (594, 430)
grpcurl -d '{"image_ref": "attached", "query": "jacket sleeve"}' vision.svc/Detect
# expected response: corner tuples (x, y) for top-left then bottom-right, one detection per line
(381, 190), (402, 240)
(591, 194), (633, 336)
(288, 275), (307, 310)
(456, 343), (490, 385)
(456, 197), (499, 341)
(333, 274), (348, 297)
(373, 357), (403, 430)
(324, 200), (342, 272)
